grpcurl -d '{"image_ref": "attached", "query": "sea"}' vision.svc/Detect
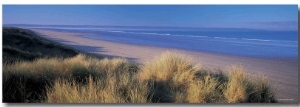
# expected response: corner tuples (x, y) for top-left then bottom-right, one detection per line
(4, 24), (298, 58)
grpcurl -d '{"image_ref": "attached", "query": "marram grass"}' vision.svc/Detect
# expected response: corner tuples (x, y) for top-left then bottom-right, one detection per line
(3, 52), (276, 103)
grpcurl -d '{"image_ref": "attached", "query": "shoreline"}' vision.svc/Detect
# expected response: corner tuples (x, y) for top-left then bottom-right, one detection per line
(30, 28), (298, 103)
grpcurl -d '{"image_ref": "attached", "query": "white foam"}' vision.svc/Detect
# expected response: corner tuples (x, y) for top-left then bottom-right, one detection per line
(241, 38), (271, 42)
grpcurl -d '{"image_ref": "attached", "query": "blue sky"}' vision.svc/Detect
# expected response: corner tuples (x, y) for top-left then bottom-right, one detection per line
(3, 5), (298, 31)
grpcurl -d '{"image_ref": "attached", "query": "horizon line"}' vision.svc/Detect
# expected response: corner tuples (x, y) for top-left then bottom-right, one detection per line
(4, 23), (298, 31)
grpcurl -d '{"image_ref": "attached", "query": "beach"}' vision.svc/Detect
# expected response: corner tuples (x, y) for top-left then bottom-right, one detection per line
(30, 28), (298, 103)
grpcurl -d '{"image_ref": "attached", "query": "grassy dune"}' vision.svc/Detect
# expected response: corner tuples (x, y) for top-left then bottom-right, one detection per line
(3, 27), (78, 63)
(2, 28), (276, 103)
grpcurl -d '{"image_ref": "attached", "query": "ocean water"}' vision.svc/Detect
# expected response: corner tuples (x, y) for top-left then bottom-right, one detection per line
(6, 25), (298, 58)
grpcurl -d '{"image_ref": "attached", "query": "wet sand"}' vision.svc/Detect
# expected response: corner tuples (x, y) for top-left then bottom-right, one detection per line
(31, 28), (298, 103)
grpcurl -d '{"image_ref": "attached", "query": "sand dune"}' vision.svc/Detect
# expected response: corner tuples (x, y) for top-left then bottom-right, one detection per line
(31, 28), (298, 103)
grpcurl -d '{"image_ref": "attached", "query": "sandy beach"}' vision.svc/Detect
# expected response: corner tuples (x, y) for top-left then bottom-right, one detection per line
(31, 28), (298, 103)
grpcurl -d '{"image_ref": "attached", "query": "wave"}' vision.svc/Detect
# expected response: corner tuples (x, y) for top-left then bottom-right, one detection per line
(213, 37), (238, 40)
(212, 37), (296, 43)
(175, 35), (208, 38)
(241, 38), (271, 42)
(241, 38), (297, 43)
(16, 26), (297, 44)
(213, 37), (297, 47)
(106, 30), (211, 38)
(107, 30), (127, 33)
(105, 30), (297, 43)
(107, 30), (296, 45)
(106, 30), (172, 36)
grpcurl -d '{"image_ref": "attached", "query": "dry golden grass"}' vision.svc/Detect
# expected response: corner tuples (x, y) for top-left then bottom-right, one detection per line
(46, 76), (150, 103)
(224, 65), (248, 103)
(187, 75), (220, 103)
(137, 52), (197, 86)
(136, 52), (198, 102)
(3, 52), (276, 103)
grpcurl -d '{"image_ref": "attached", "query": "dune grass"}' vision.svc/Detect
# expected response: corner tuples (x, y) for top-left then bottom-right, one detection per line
(3, 52), (276, 103)
(3, 54), (148, 103)
(2, 27), (276, 103)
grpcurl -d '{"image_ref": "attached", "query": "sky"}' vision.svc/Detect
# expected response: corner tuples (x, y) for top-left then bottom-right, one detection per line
(2, 5), (298, 31)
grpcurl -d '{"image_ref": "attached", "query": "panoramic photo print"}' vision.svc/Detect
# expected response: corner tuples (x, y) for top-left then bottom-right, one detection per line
(2, 5), (298, 103)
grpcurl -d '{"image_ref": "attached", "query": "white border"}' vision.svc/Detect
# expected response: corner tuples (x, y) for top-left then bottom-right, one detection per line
(1, 0), (299, 107)
(0, 4), (3, 106)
